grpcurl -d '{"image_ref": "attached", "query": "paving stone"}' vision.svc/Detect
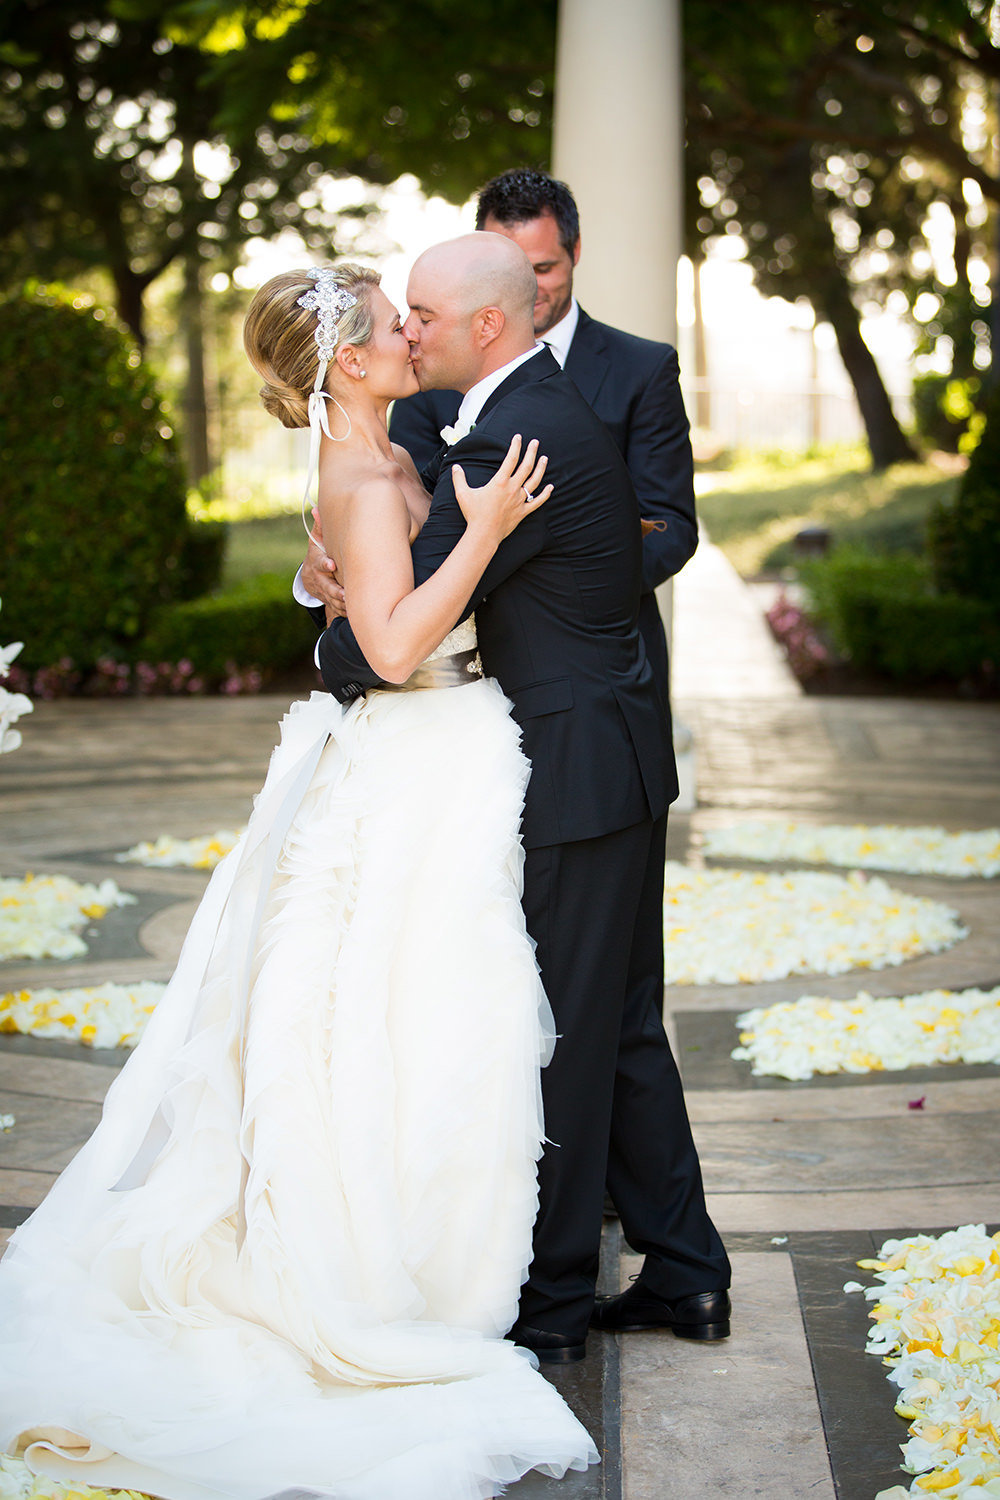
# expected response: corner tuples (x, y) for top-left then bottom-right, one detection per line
(705, 1186), (1000, 1234)
(692, 1111), (997, 1192)
(791, 1232), (906, 1500)
(0, 1090), (102, 1172)
(618, 1251), (835, 1500)
(0, 1048), (119, 1103)
(0, 1166), (57, 1207)
(2, 536), (1000, 1492)
(672, 538), (802, 702)
(684, 1076), (1000, 1121)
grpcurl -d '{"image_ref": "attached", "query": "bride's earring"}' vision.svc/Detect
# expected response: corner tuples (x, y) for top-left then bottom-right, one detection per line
(358, 369), (367, 379)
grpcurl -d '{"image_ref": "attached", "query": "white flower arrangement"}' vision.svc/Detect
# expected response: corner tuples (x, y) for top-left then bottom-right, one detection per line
(845, 1224), (1000, 1498)
(0, 1115), (13, 1132)
(662, 863), (966, 985)
(732, 985), (1000, 1079)
(117, 829), (244, 869)
(0, 874), (136, 962)
(0, 1452), (148, 1500)
(0, 981), (165, 1049)
(703, 821), (1000, 879)
(0, 600), (32, 756)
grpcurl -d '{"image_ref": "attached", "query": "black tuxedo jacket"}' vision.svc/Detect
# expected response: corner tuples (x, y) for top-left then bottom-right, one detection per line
(388, 308), (698, 686)
(317, 348), (675, 849)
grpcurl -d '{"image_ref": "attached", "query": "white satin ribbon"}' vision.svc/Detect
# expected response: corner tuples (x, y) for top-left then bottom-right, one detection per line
(301, 385), (337, 542)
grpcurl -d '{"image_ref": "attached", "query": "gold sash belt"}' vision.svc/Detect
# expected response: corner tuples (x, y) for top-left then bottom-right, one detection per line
(377, 647), (483, 693)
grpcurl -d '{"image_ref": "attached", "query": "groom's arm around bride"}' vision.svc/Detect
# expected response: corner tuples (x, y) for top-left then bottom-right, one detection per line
(317, 233), (730, 1357)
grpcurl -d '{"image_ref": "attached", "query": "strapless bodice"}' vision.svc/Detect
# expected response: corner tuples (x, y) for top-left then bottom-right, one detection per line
(425, 615), (477, 664)
(375, 616), (480, 695)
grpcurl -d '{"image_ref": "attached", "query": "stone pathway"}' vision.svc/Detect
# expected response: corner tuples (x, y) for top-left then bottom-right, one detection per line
(1, 538), (998, 1498)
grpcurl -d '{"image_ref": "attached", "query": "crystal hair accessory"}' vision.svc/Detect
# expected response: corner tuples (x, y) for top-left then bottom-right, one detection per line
(296, 268), (358, 543)
(296, 268), (358, 386)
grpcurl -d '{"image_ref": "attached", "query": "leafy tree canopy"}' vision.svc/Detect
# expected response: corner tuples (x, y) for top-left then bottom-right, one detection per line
(683, 0), (997, 454)
(0, 0), (557, 341)
(164, 0), (557, 200)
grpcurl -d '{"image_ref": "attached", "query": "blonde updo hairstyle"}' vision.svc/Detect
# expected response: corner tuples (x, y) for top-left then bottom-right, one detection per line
(243, 263), (382, 430)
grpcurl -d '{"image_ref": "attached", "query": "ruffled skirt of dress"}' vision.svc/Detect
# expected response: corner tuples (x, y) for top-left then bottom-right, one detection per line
(0, 684), (597, 1500)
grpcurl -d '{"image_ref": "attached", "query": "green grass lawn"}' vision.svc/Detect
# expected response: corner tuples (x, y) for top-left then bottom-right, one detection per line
(215, 445), (961, 591)
(221, 514), (313, 590)
(696, 445), (960, 577)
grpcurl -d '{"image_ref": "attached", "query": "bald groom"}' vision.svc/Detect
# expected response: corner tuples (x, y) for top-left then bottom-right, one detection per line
(315, 233), (730, 1361)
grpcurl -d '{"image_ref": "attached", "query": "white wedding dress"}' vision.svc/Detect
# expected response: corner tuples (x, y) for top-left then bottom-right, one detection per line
(0, 620), (597, 1500)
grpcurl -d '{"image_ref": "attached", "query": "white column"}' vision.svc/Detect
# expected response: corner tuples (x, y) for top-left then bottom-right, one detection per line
(552, 0), (683, 344)
(552, 0), (695, 810)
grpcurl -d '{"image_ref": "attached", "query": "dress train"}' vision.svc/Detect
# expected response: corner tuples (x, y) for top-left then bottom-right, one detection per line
(0, 653), (597, 1500)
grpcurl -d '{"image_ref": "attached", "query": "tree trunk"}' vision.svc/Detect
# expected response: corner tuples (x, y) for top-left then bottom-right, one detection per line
(769, 142), (919, 469)
(180, 251), (212, 483)
(110, 261), (146, 348)
(814, 269), (918, 468)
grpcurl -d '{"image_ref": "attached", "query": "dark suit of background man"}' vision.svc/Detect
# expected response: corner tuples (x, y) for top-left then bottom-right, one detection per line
(389, 173), (715, 1312)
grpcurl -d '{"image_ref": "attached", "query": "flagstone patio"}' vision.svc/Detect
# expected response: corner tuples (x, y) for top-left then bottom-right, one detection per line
(1, 535), (998, 1499)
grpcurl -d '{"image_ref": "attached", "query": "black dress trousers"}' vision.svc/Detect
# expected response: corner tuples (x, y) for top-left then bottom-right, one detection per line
(516, 815), (730, 1342)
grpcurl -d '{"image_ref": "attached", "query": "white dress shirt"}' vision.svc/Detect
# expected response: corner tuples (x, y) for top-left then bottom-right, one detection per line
(447, 343), (544, 441)
(539, 298), (579, 369)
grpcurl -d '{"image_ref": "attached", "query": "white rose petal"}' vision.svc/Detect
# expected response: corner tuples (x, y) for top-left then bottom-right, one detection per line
(0, 981), (166, 1048)
(704, 820), (1000, 879)
(732, 985), (1000, 1079)
(117, 829), (244, 870)
(0, 874), (136, 963)
(0, 687), (32, 755)
(851, 1224), (1000, 1498)
(0, 1452), (145, 1499)
(663, 864), (965, 986)
(0, 638), (24, 677)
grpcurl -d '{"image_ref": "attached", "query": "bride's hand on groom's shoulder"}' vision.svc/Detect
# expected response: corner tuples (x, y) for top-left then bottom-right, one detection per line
(452, 434), (553, 543)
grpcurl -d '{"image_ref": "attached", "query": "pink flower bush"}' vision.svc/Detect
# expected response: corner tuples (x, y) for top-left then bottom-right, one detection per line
(4, 657), (263, 698)
(765, 591), (833, 681)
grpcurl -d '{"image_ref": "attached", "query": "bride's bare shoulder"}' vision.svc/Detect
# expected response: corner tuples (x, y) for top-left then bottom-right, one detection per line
(349, 471), (409, 507)
(390, 442), (423, 484)
(335, 471), (411, 538)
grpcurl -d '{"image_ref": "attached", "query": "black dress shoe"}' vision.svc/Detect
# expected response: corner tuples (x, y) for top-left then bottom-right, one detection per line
(509, 1322), (587, 1364)
(590, 1283), (731, 1340)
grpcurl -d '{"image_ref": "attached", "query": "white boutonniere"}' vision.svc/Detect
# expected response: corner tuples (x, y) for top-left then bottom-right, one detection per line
(439, 418), (475, 446)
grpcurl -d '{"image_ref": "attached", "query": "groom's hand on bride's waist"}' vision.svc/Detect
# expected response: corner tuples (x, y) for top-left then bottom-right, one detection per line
(300, 510), (347, 615)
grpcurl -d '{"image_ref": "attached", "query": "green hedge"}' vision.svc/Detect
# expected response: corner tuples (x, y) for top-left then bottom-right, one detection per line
(0, 285), (221, 668)
(139, 573), (317, 681)
(802, 548), (1000, 683)
(911, 372), (981, 453)
(928, 382), (1000, 604)
(174, 521), (229, 602)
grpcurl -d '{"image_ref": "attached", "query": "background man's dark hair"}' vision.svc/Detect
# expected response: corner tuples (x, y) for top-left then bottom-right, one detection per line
(475, 169), (580, 256)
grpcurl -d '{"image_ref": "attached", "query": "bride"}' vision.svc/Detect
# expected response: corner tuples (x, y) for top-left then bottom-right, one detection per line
(0, 264), (597, 1500)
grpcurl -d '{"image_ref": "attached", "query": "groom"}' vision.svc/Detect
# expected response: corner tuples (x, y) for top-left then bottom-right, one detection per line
(315, 233), (730, 1361)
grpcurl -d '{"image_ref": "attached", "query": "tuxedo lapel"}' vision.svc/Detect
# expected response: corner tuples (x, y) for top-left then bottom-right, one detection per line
(563, 309), (612, 408)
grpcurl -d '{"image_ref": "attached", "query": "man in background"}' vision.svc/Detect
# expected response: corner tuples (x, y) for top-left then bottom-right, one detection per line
(389, 167), (698, 695)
